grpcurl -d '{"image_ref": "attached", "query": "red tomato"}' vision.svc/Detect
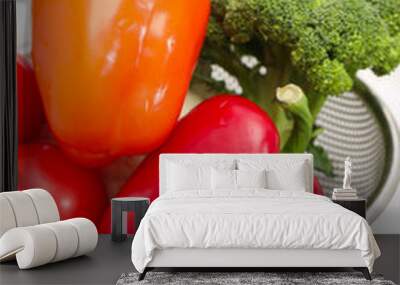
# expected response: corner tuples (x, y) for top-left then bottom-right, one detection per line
(99, 95), (280, 232)
(17, 55), (45, 142)
(18, 143), (107, 226)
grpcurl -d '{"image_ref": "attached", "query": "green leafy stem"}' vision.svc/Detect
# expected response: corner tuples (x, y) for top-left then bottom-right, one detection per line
(192, 42), (334, 176)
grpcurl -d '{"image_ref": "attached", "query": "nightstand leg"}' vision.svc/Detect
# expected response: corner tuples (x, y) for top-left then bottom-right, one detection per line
(111, 203), (125, 242)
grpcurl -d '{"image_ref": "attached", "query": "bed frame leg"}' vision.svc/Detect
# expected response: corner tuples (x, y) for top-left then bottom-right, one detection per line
(354, 267), (371, 280)
(138, 268), (148, 281)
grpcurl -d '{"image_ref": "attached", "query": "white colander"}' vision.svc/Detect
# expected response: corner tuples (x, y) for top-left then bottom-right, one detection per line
(314, 80), (400, 223)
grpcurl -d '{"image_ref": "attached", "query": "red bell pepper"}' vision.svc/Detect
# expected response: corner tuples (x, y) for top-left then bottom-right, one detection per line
(313, 176), (324, 195)
(18, 143), (107, 226)
(99, 95), (280, 232)
(17, 56), (45, 142)
(32, 0), (210, 167)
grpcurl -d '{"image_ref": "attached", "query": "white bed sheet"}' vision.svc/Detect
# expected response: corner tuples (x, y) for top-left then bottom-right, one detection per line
(131, 190), (380, 273)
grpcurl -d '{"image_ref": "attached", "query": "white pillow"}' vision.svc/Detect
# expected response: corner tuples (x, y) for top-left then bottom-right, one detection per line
(167, 162), (211, 191)
(266, 167), (306, 191)
(238, 159), (308, 191)
(236, 169), (267, 189)
(166, 158), (236, 170)
(211, 168), (236, 190)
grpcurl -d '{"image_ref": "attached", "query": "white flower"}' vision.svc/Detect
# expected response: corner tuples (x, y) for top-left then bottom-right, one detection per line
(210, 64), (243, 94)
(241, 55), (259, 69)
(259, 66), (267, 75)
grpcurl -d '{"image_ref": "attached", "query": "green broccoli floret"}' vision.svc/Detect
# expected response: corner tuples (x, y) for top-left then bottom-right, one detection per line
(212, 0), (399, 95)
(367, 0), (400, 36)
(366, 0), (400, 74)
(192, 0), (400, 157)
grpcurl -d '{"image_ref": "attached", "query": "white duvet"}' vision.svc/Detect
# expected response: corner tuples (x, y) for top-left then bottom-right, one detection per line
(131, 190), (380, 273)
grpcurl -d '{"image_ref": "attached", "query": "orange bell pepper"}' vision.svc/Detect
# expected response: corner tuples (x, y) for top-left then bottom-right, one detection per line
(32, 0), (210, 167)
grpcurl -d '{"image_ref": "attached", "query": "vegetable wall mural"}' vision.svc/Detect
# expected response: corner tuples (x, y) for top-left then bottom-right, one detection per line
(32, 0), (210, 167)
(16, 0), (400, 233)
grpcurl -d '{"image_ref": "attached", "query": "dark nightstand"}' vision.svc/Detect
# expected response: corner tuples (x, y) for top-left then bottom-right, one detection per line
(332, 199), (366, 218)
(111, 197), (150, 242)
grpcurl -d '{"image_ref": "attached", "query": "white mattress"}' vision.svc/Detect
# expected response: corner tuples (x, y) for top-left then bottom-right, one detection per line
(131, 190), (380, 273)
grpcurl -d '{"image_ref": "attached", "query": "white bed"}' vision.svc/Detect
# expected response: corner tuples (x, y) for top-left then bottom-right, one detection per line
(131, 154), (380, 280)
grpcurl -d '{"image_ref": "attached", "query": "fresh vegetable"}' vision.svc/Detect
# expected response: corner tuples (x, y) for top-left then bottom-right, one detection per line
(99, 95), (280, 232)
(313, 176), (324, 196)
(32, 0), (210, 167)
(276, 84), (312, 153)
(193, 0), (400, 171)
(99, 155), (145, 199)
(17, 56), (44, 142)
(18, 143), (107, 226)
(100, 92), (204, 198)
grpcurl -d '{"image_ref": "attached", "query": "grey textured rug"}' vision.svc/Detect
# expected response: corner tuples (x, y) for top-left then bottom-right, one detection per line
(116, 272), (396, 285)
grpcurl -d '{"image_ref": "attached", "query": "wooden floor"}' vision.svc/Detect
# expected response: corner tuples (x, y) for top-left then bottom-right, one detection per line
(0, 235), (398, 285)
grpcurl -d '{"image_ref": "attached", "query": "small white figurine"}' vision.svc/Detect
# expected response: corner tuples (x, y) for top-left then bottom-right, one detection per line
(343, 157), (352, 189)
